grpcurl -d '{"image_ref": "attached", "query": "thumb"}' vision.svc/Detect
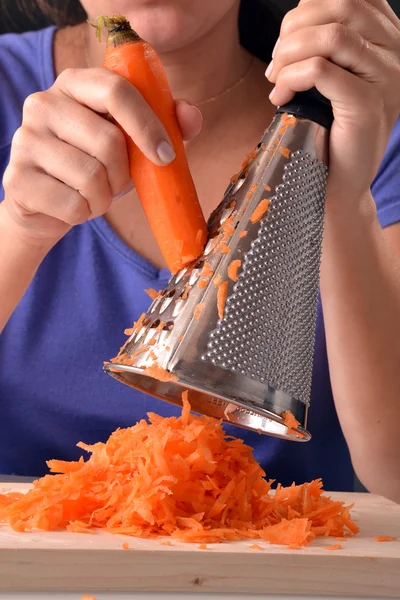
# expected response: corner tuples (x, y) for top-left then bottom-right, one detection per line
(175, 100), (203, 141)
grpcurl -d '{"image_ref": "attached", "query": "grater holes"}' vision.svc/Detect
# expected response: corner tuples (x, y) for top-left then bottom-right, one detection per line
(189, 269), (201, 286)
(158, 288), (177, 313)
(174, 267), (187, 284)
(206, 149), (328, 402)
(134, 318), (151, 343)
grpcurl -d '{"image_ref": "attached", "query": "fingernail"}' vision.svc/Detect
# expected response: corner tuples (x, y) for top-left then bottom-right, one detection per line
(272, 38), (280, 59)
(113, 179), (134, 201)
(269, 86), (276, 102)
(157, 141), (176, 164)
(265, 60), (274, 80)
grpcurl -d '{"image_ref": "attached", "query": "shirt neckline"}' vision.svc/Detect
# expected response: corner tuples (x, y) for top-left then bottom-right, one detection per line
(41, 25), (171, 283)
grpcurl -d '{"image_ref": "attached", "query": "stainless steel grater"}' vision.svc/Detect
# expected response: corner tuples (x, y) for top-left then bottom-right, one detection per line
(104, 97), (331, 441)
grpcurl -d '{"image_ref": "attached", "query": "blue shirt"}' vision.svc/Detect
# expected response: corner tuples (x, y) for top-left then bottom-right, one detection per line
(1, 26), (400, 489)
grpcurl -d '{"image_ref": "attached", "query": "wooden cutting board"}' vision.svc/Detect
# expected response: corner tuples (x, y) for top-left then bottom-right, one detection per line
(1, 484), (400, 597)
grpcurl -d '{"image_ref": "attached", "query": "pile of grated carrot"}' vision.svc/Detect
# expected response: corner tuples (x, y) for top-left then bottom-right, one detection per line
(0, 395), (359, 546)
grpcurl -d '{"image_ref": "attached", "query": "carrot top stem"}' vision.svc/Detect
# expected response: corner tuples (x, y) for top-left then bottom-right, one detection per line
(91, 15), (140, 46)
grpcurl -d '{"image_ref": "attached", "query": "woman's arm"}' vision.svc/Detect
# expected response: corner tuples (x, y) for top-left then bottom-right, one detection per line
(0, 204), (53, 332)
(321, 193), (400, 501)
(267, 0), (400, 500)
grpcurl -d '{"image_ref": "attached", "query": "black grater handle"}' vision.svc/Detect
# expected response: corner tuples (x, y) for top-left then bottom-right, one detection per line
(277, 88), (333, 130)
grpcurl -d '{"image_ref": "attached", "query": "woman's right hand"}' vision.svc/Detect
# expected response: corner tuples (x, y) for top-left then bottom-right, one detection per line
(2, 67), (202, 247)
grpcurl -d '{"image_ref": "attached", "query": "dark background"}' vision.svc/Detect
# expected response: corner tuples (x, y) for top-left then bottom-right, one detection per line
(1, 0), (400, 34)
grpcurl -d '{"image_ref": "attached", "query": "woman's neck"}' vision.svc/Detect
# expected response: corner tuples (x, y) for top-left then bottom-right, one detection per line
(58, 5), (253, 110)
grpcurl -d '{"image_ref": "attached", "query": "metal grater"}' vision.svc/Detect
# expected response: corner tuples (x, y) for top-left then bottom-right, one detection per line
(104, 101), (330, 441)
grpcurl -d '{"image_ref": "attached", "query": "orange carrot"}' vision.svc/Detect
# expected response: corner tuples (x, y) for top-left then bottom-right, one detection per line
(263, 183), (271, 192)
(194, 304), (205, 320)
(214, 275), (223, 287)
(199, 543), (208, 550)
(197, 279), (208, 289)
(374, 536), (397, 542)
(97, 15), (207, 274)
(325, 544), (342, 551)
(145, 288), (159, 300)
(228, 260), (241, 283)
(250, 199), (270, 224)
(217, 281), (229, 319)
(81, 596), (96, 600)
(0, 400), (359, 547)
(239, 231), (248, 238)
(122, 542), (130, 550)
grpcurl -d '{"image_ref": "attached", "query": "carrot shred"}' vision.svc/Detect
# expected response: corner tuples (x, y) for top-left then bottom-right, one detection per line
(281, 410), (303, 437)
(133, 313), (147, 333)
(0, 401), (359, 547)
(145, 288), (159, 300)
(213, 275), (223, 287)
(374, 536), (397, 542)
(142, 364), (178, 382)
(194, 304), (205, 320)
(249, 199), (270, 224)
(263, 184), (271, 192)
(239, 231), (248, 238)
(325, 544), (342, 551)
(81, 596), (96, 600)
(335, 537), (347, 542)
(217, 281), (229, 320)
(200, 263), (214, 278)
(197, 279), (208, 289)
(180, 282), (191, 300)
(122, 542), (130, 550)
(278, 147), (291, 159)
(249, 543), (263, 551)
(228, 260), (242, 283)
(199, 543), (208, 550)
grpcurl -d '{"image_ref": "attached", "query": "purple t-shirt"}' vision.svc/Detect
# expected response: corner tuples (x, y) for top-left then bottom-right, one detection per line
(1, 27), (400, 489)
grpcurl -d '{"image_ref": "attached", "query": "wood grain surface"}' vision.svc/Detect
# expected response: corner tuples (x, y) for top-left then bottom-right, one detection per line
(1, 484), (400, 597)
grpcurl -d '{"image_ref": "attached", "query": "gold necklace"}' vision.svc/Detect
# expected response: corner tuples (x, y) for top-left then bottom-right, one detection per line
(196, 57), (255, 107)
(82, 25), (255, 107)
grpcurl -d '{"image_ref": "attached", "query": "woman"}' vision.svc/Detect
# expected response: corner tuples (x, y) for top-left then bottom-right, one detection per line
(0, 0), (400, 498)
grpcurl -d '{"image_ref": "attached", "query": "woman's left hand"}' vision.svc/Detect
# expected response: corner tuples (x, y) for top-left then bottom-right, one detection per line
(266, 0), (400, 203)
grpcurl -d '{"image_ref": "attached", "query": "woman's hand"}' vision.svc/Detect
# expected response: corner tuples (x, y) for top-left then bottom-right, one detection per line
(2, 67), (202, 246)
(266, 0), (400, 203)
